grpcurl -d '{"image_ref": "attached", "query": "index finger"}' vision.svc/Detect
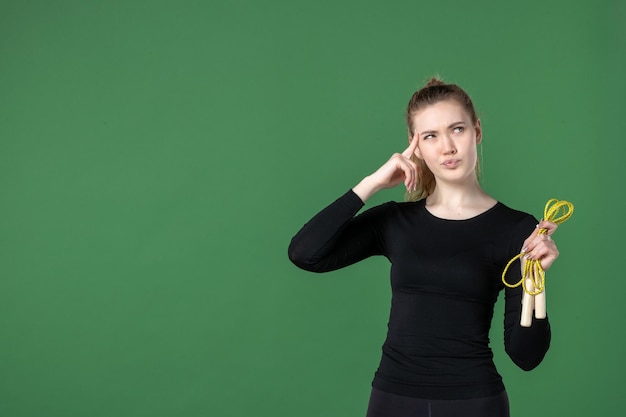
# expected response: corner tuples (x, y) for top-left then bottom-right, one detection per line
(402, 132), (419, 158)
(538, 220), (558, 236)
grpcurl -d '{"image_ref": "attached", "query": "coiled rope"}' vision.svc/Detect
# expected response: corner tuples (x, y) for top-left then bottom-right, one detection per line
(502, 199), (574, 295)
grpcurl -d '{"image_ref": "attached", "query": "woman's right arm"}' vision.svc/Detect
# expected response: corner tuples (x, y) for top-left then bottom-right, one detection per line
(287, 189), (380, 272)
(288, 134), (420, 273)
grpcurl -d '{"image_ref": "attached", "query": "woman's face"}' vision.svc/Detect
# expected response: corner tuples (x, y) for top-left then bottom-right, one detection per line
(410, 99), (482, 185)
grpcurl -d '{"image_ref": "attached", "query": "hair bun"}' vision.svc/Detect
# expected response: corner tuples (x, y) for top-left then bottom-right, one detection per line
(425, 76), (445, 88)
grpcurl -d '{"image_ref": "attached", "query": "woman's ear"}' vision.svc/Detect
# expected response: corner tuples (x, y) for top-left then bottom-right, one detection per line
(475, 119), (483, 144)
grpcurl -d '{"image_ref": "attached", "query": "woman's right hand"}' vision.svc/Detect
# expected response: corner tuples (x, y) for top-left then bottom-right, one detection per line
(353, 133), (420, 202)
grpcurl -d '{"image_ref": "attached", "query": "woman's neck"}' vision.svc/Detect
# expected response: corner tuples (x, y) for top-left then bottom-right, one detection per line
(424, 180), (496, 219)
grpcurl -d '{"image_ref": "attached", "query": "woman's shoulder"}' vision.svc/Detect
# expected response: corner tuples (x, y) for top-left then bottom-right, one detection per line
(355, 197), (425, 224)
(376, 197), (426, 215)
(494, 201), (533, 218)
(491, 201), (539, 235)
(494, 201), (536, 219)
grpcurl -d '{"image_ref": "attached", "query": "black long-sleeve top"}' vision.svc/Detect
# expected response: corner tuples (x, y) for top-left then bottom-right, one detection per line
(288, 190), (551, 400)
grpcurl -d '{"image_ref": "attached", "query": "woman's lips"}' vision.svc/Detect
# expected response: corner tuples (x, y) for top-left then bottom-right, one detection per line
(442, 159), (460, 168)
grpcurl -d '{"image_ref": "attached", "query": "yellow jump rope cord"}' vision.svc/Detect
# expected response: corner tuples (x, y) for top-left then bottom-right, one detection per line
(501, 199), (574, 295)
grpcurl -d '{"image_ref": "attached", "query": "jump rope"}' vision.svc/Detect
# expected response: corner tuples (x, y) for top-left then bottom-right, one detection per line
(501, 199), (574, 327)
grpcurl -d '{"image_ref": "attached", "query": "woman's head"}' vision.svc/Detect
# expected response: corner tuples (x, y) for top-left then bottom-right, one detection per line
(405, 77), (481, 201)
(406, 77), (478, 133)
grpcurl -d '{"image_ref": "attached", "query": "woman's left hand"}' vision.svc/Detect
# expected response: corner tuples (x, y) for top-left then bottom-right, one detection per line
(521, 220), (560, 271)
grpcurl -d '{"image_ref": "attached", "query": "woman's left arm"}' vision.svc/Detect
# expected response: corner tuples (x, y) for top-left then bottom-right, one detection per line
(503, 219), (560, 371)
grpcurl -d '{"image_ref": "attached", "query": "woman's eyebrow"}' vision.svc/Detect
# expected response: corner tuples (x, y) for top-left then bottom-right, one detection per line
(419, 121), (466, 136)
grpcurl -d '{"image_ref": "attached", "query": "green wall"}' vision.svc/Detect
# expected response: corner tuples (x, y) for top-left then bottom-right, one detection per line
(1, 1), (623, 416)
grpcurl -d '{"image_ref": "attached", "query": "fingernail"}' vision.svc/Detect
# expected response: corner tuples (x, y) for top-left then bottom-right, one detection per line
(521, 247), (528, 253)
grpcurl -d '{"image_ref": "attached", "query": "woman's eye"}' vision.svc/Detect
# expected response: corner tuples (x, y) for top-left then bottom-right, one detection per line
(424, 134), (434, 140)
(453, 126), (464, 134)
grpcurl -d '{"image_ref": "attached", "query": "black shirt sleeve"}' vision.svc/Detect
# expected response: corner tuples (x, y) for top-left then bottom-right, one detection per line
(288, 190), (387, 272)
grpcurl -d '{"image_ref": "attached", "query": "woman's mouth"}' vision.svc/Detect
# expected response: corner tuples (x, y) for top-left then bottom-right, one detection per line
(442, 159), (460, 168)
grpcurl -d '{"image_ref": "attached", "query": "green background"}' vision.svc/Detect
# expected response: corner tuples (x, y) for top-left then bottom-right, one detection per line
(1, 1), (624, 416)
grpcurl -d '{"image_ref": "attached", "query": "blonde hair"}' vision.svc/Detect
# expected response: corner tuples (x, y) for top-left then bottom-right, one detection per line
(404, 76), (481, 202)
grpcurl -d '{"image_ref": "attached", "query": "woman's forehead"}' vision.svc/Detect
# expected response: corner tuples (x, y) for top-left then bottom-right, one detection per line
(411, 100), (471, 127)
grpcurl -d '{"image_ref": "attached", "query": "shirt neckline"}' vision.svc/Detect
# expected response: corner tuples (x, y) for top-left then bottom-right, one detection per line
(421, 200), (502, 222)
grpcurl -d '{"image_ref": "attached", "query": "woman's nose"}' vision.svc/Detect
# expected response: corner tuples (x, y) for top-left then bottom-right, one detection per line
(442, 135), (457, 154)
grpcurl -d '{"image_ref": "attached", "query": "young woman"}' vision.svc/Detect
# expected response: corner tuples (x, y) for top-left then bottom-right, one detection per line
(288, 78), (559, 417)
